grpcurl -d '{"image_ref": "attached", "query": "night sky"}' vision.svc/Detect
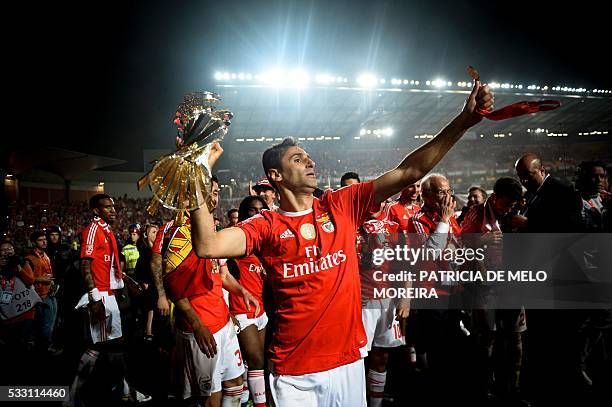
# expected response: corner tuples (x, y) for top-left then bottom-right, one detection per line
(20, 0), (610, 169)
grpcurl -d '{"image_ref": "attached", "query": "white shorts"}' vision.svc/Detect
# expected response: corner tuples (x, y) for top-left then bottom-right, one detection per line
(270, 358), (366, 407)
(174, 319), (245, 399)
(362, 299), (405, 351)
(235, 312), (268, 332)
(75, 291), (122, 344)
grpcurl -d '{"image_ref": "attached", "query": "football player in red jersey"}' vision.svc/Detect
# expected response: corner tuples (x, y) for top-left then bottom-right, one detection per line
(380, 181), (422, 230)
(191, 80), (494, 406)
(227, 196), (270, 407)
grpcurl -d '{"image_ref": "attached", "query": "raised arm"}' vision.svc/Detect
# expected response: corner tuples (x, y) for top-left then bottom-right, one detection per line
(190, 143), (248, 259)
(373, 80), (493, 203)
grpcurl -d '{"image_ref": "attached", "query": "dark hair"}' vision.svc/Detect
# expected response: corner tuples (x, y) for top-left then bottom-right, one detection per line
(89, 194), (112, 209)
(0, 239), (14, 249)
(340, 172), (360, 187)
(493, 177), (523, 201)
(238, 196), (269, 222)
(262, 138), (298, 188)
(575, 160), (606, 192)
(227, 208), (239, 219)
(468, 186), (488, 200)
(30, 230), (46, 243)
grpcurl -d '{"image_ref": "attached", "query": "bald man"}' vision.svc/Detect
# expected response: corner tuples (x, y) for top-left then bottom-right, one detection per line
(513, 153), (582, 233)
(514, 154), (584, 404)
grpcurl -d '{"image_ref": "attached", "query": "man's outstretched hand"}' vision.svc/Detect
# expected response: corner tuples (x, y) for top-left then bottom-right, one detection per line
(460, 80), (494, 128)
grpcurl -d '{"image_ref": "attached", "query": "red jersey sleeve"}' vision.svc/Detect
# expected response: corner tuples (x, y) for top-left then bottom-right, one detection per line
(325, 181), (378, 227)
(235, 213), (273, 256)
(152, 222), (168, 255)
(80, 223), (98, 260)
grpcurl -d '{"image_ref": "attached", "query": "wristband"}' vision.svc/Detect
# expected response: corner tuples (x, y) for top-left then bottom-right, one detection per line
(89, 288), (102, 302)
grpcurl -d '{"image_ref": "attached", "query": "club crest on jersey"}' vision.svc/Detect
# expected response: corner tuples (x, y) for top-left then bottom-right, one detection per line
(316, 212), (334, 233)
(300, 223), (316, 240)
(321, 221), (335, 233)
(316, 213), (330, 224)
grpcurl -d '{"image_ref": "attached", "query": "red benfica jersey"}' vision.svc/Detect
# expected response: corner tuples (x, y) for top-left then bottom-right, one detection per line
(229, 255), (265, 318)
(153, 220), (175, 256)
(80, 217), (123, 291)
(162, 221), (229, 334)
(382, 200), (421, 231)
(358, 219), (401, 300)
(406, 210), (461, 296)
(236, 181), (379, 375)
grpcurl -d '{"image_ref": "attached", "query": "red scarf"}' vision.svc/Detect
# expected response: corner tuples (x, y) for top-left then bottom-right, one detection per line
(93, 216), (122, 280)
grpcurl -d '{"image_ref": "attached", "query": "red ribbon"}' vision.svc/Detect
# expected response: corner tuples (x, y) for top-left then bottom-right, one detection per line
(478, 100), (561, 121)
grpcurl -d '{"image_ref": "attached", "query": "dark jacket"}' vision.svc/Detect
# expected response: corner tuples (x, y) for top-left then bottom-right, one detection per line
(524, 176), (582, 233)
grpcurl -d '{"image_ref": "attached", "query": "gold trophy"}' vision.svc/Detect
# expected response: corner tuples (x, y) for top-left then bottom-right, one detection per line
(138, 91), (232, 223)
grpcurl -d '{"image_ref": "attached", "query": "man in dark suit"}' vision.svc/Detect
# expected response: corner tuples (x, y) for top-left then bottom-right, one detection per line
(512, 153), (584, 405)
(512, 153), (582, 232)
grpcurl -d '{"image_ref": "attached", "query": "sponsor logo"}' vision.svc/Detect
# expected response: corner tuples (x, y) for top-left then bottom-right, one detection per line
(282, 249), (347, 278)
(199, 376), (212, 392)
(85, 244), (94, 255)
(300, 223), (316, 240)
(280, 229), (295, 239)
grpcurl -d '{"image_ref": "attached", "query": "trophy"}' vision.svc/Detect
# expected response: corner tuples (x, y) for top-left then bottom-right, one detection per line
(138, 91), (233, 223)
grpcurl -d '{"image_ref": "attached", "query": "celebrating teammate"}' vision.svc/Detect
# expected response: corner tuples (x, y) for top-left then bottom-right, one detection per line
(190, 80), (494, 405)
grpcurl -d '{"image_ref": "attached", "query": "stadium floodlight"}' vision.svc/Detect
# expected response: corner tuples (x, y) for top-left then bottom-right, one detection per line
(403, 79), (409, 85)
(222, 72), (230, 80)
(379, 78), (386, 84)
(356, 73), (378, 88)
(231, 73), (237, 79)
(289, 68), (310, 88)
(214, 72), (223, 80)
(382, 128), (393, 136)
(414, 81), (420, 85)
(246, 73), (252, 80)
(259, 68), (282, 85)
(359, 128), (366, 136)
(238, 73), (245, 80)
(432, 79), (446, 88)
(315, 74), (335, 85)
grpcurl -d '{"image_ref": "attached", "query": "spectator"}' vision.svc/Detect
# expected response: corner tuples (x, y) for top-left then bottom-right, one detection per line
(25, 230), (57, 353)
(226, 208), (239, 228)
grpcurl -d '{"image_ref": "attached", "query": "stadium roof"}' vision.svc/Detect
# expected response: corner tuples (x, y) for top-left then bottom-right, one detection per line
(215, 84), (612, 150)
(7, 148), (126, 179)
